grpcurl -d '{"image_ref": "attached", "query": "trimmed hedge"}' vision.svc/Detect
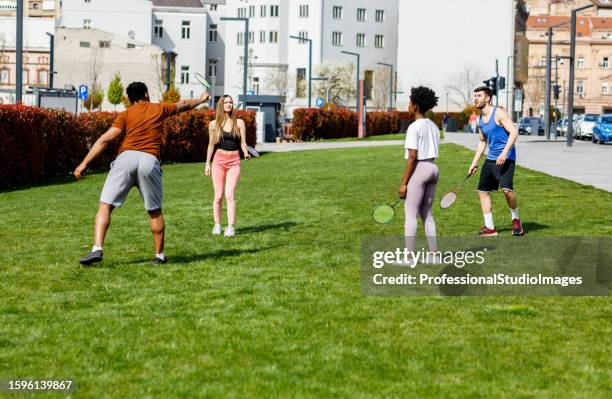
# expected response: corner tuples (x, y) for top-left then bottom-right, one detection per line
(291, 108), (406, 141)
(0, 105), (256, 188)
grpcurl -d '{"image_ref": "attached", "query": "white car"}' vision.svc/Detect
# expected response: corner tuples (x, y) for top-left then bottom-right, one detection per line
(575, 114), (600, 140)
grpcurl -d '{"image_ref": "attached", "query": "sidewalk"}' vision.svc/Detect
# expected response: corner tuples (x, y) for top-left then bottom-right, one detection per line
(443, 132), (612, 192)
(257, 133), (612, 192)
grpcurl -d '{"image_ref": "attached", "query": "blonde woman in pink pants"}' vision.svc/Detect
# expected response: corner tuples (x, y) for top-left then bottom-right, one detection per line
(205, 95), (251, 237)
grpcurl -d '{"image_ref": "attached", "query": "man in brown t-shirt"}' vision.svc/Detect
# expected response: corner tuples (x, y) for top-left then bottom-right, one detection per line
(75, 82), (210, 266)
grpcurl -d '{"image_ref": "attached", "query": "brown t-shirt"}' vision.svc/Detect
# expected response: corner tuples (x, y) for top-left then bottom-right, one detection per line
(112, 102), (177, 159)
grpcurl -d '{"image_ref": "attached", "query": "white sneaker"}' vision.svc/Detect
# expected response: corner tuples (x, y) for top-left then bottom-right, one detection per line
(212, 224), (222, 235)
(224, 225), (235, 237)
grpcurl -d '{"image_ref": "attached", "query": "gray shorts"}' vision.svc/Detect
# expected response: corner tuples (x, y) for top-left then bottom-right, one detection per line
(100, 150), (163, 212)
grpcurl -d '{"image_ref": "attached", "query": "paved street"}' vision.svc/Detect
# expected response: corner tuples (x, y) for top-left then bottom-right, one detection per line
(258, 133), (612, 192)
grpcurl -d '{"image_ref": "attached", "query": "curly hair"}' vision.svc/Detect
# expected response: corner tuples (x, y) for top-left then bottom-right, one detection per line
(410, 86), (438, 113)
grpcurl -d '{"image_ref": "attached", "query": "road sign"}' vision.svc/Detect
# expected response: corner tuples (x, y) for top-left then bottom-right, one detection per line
(316, 97), (324, 108)
(78, 85), (88, 100)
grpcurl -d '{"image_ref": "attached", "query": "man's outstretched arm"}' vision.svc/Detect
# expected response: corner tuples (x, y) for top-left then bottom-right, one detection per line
(74, 127), (123, 179)
(175, 91), (211, 113)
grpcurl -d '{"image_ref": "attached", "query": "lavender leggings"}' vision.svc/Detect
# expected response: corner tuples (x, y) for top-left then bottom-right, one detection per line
(405, 159), (439, 251)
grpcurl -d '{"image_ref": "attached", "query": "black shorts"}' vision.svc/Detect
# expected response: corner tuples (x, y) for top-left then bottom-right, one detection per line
(478, 159), (515, 192)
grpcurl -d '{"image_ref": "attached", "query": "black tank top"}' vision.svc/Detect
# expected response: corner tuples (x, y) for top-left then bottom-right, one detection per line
(216, 130), (240, 151)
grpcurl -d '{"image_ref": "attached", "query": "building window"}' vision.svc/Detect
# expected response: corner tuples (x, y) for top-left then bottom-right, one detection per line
(210, 4), (217, 11)
(539, 56), (547, 67)
(99, 41), (110, 48)
(270, 5), (279, 17)
(296, 68), (306, 97)
(208, 60), (217, 77)
(37, 69), (48, 86)
(576, 80), (584, 94)
(0, 68), (9, 84)
(83, 19), (91, 29)
(238, 7), (246, 18)
(182, 21), (191, 39)
(602, 83), (609, 94)
(261, 5), (266, 17)
(22, 69), (29, 85)
(269, 31), (278, 43)
(375, 9), (384, 22)
(127, 43), (136, 49)
(181, 66), (190, 84)
(38, 56), (49, 64)
(84, 0), (91, 3)
(332, 31), (343, 46)
(357, 8), (366, 21)
(577, 57), (585, 69)
(253, 77), (260, 95)
(375, 34), (384, 48)
(603, 57), (609, 69)
(154, 19), (163, 38)
(333, 6), (342, 19)
(249, 5), (255, 17)
(260, 31), (266, 43)
(79, 41), (90, 48)
(248, 31), (254, 43)
(209, 24), (218, 42)
(299, 4), (308, 18)
(356, 33), (366, 47)
(237, 32), (244, 45)
(298, 31), (308, 43)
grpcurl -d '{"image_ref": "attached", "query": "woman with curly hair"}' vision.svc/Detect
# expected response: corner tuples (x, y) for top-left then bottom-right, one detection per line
(398, 86), (440, 263)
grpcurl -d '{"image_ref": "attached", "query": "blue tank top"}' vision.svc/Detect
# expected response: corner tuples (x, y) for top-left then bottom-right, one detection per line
(479, 107), (516, 161)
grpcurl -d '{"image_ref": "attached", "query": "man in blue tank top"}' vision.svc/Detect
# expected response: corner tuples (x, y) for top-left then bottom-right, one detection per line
(468, 86), (523, 237)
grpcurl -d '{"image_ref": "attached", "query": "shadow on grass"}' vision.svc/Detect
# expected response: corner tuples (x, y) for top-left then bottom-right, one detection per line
(237, 222), (297, 234)
(497, 221), (550, 234)
(125, 245), (281, 265)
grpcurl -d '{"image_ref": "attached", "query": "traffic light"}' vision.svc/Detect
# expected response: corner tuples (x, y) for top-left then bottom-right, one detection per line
(498, 76), (506, 91)
(483, 77), (498, 95)
(553, 84), (560, 100)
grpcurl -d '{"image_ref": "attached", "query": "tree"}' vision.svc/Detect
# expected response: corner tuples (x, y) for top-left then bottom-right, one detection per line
(263, 67), (288, 96)
(373, 67), (391, 110)
(525, 69), (545, 116)
(107, 72), (124, 109)
(162, 85), (181, 103)
(314, 62), (356, 106)
(87, 47), (104, 109)
(444, 63), (487, 108)
(84, 85), (104, 111)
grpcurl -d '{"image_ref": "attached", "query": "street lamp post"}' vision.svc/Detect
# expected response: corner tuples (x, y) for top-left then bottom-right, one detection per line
(506, 54), (515, 115)
(544, 21), (569, 140)
(221, 17), (249, 107)
(341, 51), (360, 113)
(46, 32), (54, 88)
(289, 35), (313, 108)
(377, 62), (394, 111)
(566, 1), (612, 147)
(210, 59), (218, 108)
(16, 0), (23, 103)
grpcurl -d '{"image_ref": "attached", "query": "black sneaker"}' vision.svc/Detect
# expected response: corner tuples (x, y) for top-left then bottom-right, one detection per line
(151, 257), (167, 266)
(79, 250), (103, 266)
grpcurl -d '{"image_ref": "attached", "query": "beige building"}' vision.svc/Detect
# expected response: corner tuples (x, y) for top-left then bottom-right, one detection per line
(524, 0), (612, 116)
(0, 0), (60, 18)
(54, 28), (165, 111)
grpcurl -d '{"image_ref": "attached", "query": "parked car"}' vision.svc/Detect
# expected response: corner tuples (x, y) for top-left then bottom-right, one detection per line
(517, 117), (544, 135)
(575, 114), (600, 140)
(592, 114), (612, 144)
(556, 117), (569, 136)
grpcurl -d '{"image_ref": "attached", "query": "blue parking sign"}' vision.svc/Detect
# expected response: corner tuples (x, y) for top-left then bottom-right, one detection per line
(316, 97), (324, 108)
(79, 85), (88, 100)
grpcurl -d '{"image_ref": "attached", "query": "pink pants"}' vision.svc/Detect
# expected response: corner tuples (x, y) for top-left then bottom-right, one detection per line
(212, 151), (241, 225)
(405, 159), (439, 252)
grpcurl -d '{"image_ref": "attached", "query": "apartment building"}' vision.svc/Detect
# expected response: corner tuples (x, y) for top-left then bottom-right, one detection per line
(221, 0), (399, 113)
(0, 0), (60, 18)
(523, 1), (612, 115)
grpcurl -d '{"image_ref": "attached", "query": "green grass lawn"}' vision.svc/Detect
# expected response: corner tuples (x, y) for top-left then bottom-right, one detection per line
(1, 144), (610, 398)
(324, 132), (406, 141)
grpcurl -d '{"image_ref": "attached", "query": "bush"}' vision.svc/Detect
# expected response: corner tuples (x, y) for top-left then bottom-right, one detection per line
(0, 105), (257, 188)
(291, 108), (404, 140)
